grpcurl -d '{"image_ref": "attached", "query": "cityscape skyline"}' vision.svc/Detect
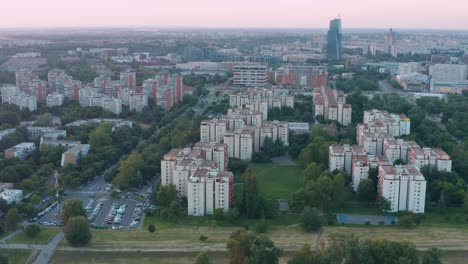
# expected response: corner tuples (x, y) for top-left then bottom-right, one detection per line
(1, 0), (468, 30)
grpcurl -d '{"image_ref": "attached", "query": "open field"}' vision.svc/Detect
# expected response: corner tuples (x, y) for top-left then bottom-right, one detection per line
(0, 249), (35, 264)
(59, 225), (468, 252)
(7, 227), (60, 244)
(248, 163), (303, 200)
(50, 248), (468, 264)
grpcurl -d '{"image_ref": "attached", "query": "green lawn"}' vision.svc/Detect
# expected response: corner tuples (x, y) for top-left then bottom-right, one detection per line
(248, 163), (303, 200)
(7, 227), (60, 244)
(0, 249), (34, 264)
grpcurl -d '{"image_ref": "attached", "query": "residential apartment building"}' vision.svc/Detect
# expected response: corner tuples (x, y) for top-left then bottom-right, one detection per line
(274, 65), (328, 87)
(4, 142), (36, 159)
(120, 70), (136, 90)
(188, 170), (233, 216)
(408, 147), (452, 172)
(161, 145), (233, 216)
(46, 93), (64, 107)
(1, 86), (37, 111)
(61, 144), (91, 167)
(129, 93), (148, 112)
(233, 63), (267, 87)
(378, 165), (426, 213)
(313, 87), (352, 126)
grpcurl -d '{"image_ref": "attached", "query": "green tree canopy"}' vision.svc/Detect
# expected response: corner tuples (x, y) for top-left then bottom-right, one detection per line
(60, 199), (86, 225)
(88, 122), (112, 149)
(64, 216), (92, 246)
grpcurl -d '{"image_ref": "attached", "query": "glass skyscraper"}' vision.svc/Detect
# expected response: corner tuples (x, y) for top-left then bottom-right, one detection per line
(327, 18), (343, 61)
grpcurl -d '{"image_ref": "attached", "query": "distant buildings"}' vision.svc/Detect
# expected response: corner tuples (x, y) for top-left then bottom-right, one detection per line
(229, 88), (294, 120)
(312, 87), (352, 126)
(120, 70), (136, 90)
(274, 65), (328, 87)
(327, 18), (343, 61)
(4, 142), (36, 160)
(202, 90), (290, 161)
(233, 63), (268, 87)
(1, 86), (37, 111)
(46, 93), (64, 107)
(429, 64), (468, 93)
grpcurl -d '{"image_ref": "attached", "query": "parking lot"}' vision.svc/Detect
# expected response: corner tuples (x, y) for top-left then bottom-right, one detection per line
(35, 174), (154, 229)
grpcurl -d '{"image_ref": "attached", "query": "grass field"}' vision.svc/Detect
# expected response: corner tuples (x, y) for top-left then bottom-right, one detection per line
(248, 163), (303, 200)
(49, 249), (468, 264)
(0, 249), (34, 264)
(7, 227), (60, 244)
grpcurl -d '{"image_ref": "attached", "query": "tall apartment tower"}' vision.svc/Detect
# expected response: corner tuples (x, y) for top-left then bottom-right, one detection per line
(384, 28), (397, 58)
(327, 18), (343, 61)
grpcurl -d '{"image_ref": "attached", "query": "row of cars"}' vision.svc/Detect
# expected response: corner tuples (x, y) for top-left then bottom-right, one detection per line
(130, 206), (144, 228)
(87, 200), (104, 223)
(104, 202), (128, 226)
(38, 220), (63, 226)
(29, 201), (57, 222)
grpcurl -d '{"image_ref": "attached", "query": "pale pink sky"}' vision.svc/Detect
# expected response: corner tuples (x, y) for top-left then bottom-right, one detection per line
(1, 0), (467, 29)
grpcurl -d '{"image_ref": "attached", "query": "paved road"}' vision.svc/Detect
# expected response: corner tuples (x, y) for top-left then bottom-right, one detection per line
(0, 231), (64, 264)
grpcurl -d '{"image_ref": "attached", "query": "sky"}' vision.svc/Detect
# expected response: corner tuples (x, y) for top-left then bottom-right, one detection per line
(1, 0), (468, 30)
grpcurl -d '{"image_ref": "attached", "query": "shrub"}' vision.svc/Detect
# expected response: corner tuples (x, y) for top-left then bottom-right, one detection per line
(199, 235), (208, 242)
(148, 224), (155, 233)
(25, 224), (41, 238)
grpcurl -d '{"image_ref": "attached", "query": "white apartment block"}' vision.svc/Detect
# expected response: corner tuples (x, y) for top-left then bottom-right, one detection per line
(78, 88), (100, 107)
(378, 165), (426, 213)
(352, 155), (370, 192)
(101, 97), (122, 115)
(188, 170), (233, 216)
(408, 147), (452, 172)
(233, 63), (267, 87)
(129, 93), (148, 112)
(362, 109), (411, 138)
(200, 119), (228, 143)
(161, 145), (233, 216)
(328, 144), (366, 176)
(229, 88), (295, 120)
(429, 64), (467, 83)
(46, 93), (64, 107)
(313, 87), (352, 126)
(1, 86), (37, 111)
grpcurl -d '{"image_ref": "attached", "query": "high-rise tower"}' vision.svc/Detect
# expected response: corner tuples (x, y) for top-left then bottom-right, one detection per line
(327, 18), (343, 61)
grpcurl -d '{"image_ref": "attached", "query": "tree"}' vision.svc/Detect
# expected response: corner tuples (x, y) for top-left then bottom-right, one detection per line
(60, 199), (86, 225)
(5, 208), (21, 230)
(156, 184), (178, 207)
(438, 191), (447, 214)
(25, 224), (41, 238)
(64, 216), (92, 246)
(303, 162), (321, 183)
(225, 208), (240, 225)
(422, 248), (443, 264)
(241, 170), (261, 219)
(288, 244), (314, 264)
(113, 152), (144, 188)
(300, 206), (321, 232)
(88, 122), (112, 149)
(398, 215), (413, 228)
(378, 196), (391, 211)
(254, 219), (268, 234)
(226, 229), (282, 264)
(194, 251), (211, 264)
(213, 208), (225, 221)
(357, 178), (376, 202)
(0, 255), (8, 264)
(35, 113), (53, 126)
(148, 224), (155, 233)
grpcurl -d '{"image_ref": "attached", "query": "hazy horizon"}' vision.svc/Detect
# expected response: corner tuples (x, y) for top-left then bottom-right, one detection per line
(2, 0), (468, 30)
